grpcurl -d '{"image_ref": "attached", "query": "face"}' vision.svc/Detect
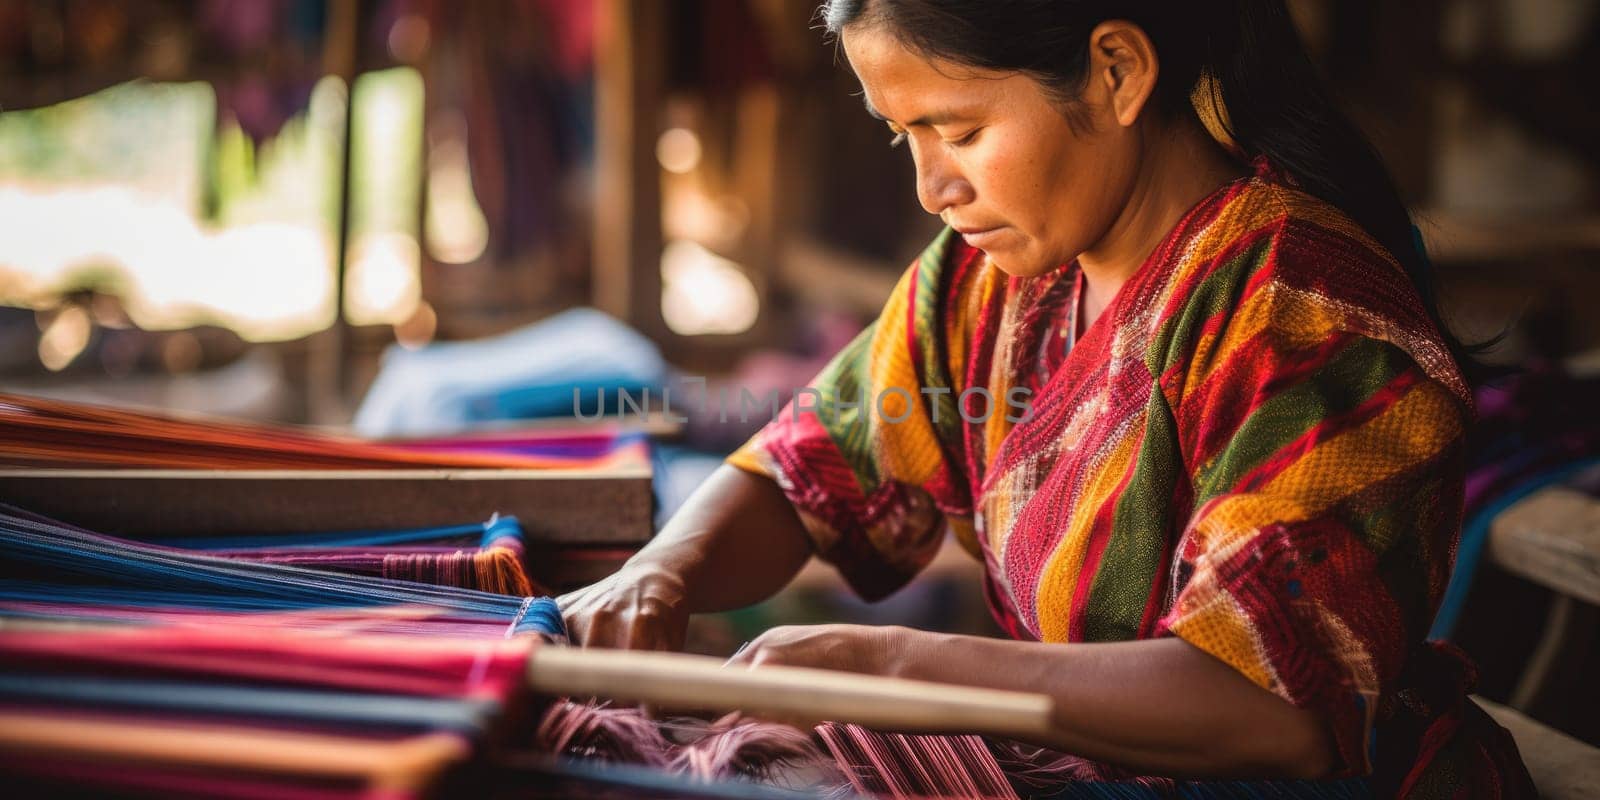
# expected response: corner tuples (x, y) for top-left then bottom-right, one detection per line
(841, 23), (1141, 277)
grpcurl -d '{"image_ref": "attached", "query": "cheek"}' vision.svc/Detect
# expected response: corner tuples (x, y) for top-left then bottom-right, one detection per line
(1030, 134), (1130, 255)
(967, 146), (1049, 232)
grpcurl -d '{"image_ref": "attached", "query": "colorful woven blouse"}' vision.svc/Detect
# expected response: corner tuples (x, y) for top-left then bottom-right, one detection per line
(727, 168), (1533, 795)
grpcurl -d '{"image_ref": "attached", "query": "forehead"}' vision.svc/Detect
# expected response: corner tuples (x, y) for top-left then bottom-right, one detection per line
(840, 25), (1007, 121)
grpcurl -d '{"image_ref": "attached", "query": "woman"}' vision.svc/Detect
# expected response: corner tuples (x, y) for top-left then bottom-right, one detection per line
(560, 1), (1534, 794)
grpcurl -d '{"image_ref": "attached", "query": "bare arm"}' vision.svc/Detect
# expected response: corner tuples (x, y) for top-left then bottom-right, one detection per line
(897, 631), (1335, 779)
(731, 626), (1336, 780)
(557, 464), (813, 649)
(566, 466), (1335, 778)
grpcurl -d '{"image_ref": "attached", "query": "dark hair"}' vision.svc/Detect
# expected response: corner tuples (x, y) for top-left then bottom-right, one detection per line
(822, 0), (1492, 381)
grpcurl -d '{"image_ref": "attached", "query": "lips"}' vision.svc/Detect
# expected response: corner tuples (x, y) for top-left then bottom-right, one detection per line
(954, 225), (1005, 247)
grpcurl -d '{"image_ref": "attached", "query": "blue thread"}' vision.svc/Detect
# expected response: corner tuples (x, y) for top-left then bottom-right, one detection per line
(163, 517), (507, 551)
(511, 597), (568, 640)
(0, 507), (566, 637)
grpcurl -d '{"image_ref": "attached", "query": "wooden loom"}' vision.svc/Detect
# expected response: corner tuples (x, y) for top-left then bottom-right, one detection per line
(0, 502), (1057, 798)
(0, 393), (1058, 796)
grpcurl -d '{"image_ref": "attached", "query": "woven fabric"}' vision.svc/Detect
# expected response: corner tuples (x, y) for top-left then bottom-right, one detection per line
(726, 167), (1531, 796)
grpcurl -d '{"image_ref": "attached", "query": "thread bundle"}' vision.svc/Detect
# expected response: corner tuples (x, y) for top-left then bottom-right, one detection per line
(0, 391), (649, 471)
(176, 515), (546, 597)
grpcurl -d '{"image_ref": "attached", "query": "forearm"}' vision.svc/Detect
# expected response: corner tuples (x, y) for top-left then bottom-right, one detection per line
(883, 631), (1335, 779)
(623, 463), (814, 613)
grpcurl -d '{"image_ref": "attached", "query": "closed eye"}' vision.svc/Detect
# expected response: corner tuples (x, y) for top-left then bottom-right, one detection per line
(947, 127), (982, 147)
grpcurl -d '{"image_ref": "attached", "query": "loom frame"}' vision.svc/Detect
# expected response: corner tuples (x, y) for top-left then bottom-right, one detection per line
(0, 466), (654, 544)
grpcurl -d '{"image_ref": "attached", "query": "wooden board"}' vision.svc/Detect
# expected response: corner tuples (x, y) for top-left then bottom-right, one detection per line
(0, 467), (654, 545)
(1489, 487), (1600, 606)
(526, 647), (1057, 740)
(1477, 695), (1600, 800)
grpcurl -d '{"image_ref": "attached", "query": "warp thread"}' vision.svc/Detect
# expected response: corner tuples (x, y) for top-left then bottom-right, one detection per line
(535, 700), (843, 791)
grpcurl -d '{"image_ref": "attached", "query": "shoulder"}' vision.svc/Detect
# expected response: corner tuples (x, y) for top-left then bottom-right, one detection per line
(1185, 177), (1404, 295)
(1163, 179), (1469, 406)
(1237, 181), (1414, 309)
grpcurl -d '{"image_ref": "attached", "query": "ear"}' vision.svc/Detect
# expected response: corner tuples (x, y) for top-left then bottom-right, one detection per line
(1086, 21), (1159, 128)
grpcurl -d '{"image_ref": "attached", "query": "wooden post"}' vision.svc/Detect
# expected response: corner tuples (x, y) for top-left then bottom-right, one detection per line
(307, 0), (363, 424)
(593, 0), (667, 342)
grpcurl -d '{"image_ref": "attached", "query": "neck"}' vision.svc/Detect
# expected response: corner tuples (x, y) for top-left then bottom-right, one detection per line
(1078, 116), (1246, 307)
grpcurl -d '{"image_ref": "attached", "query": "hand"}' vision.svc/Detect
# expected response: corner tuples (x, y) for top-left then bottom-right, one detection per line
(556, 566), (690, 650)
(724, 623), (905, 675)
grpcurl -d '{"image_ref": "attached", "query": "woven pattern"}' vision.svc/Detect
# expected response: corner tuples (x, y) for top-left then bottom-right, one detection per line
(727, 166), (1530, 795)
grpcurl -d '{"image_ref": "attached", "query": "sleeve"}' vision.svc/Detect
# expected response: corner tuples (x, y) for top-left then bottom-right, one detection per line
(726, 230), (978, 601)
(1155, 268), (1472, 777)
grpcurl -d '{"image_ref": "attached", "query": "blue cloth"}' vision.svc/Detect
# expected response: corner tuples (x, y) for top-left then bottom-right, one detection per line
(354, 307), (667, 437)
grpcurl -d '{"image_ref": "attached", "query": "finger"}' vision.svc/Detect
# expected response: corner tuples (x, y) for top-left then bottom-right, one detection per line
(561, 614), (588, 646)
(557, 604), (589, 644)
(631, 614), (677, 652)
(581, 610), (630, 649)
(626, 591), (680, 652)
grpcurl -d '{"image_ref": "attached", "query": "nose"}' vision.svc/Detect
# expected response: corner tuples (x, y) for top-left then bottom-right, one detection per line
(914, 147), (974, 217)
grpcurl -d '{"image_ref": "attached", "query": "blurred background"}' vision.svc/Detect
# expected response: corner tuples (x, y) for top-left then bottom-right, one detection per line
(1, 0), (1597, 739)
(4, 0), (1599, 423)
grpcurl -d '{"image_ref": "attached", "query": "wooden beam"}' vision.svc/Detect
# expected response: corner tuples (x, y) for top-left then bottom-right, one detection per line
(1490, 487), (1600, 606)
(306, 0), (365, 425)
(0, 711), (465, 794)
(0, 467), (652, 545)
(1477, 696), (1600, 800)
(1489, 487), (1600, 726)
(527, 647), (1056, 740)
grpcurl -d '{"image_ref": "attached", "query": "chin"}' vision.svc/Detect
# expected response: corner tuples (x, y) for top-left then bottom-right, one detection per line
(983, 247), (1059, 279)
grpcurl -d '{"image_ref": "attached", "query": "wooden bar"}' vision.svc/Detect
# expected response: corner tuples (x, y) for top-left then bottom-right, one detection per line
(1488, 487), (1600, 725)
(0, 467), (653, 545)
(1489, 487), (1600, 607)
(1477, 696), (1600, 800)
(0, 711), (467, 793)
(527, 647), (1057, 741)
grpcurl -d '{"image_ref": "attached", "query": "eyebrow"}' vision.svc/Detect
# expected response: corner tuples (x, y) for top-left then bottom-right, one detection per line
(860, 95), (971, 127)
